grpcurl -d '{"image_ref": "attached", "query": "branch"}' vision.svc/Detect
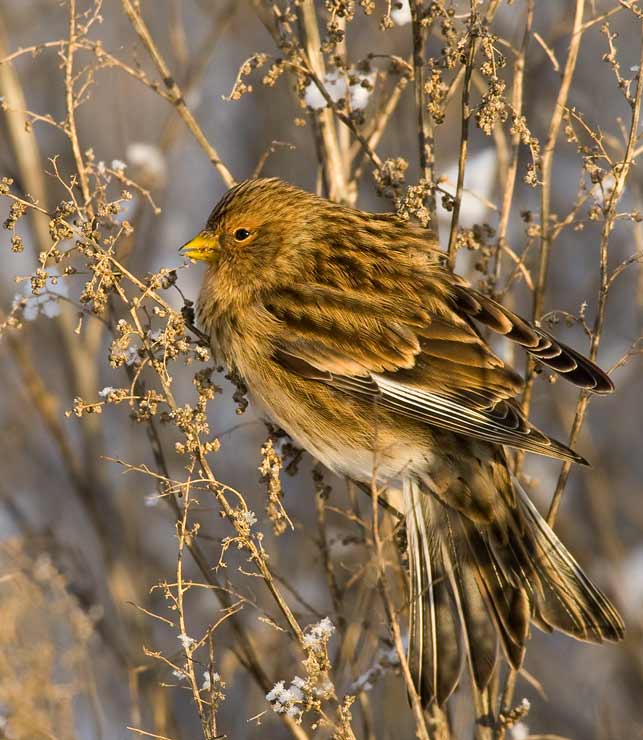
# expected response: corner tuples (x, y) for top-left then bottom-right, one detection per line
(521, 0), (586, 420)
(121, 0), (235, 189)
(547, 20), (643, 526)
(447, 20), (477, 265)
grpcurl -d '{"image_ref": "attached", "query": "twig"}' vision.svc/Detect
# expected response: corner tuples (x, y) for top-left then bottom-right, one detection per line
(521, 0), (586, 424)
(297, 0), (347, 202)
(532, 31), (560, 72)
(447, 19), (477, 265)
(547, 22), (643, 526)
(411, 1), (438, 228)
(121, 0), (235, 188)
(63, 0), (93, 216)
(495, 0), (533, 283)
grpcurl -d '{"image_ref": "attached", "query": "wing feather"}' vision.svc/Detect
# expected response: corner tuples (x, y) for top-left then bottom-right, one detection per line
(451, 284), (614, 393)
(267, 277), (610, 463)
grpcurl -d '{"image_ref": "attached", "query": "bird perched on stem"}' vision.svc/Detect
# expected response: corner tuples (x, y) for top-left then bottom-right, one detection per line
(180, 177), (624, 706)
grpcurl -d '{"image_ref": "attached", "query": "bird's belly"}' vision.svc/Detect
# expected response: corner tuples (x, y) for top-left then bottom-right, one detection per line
(246, 378), (434, 487)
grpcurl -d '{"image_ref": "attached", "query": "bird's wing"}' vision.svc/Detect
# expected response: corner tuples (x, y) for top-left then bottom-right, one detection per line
(448, 281), (613, 393)
(264, 280), (595, 464)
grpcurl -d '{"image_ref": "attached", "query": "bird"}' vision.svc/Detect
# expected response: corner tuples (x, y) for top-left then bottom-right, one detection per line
(180, 177), (624, 706)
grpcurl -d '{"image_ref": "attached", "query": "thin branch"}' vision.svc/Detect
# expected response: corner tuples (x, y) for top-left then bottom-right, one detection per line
(547, 22), (643, 526)
(521, 0), (586, 422)
(411, 1), (437, 227)
(447, 20), (477, 265)
(495, 0), (533, 283)
(121, 0), (235, 188)
(297, 0), (347, 202)
(63, 0), (93, 216)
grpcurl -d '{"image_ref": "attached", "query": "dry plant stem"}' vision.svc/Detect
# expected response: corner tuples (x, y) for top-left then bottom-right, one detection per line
(333, 16), (354, 204)
(64, 0), (92, 215)
(546, 24), (643, 526)
(500, 8), (639, 731)
(1, 13), (98, 409)
(256, 2), (383, 193)
(492, 667), (518, 740)
(0, 27), (87, 498)
(349, 74), (408, 184)
(496, 2), (584, 726)
(2, 26), (96, 509)
(131, 389), (308, 738)
(175, 487), (206, 717)
(62, 0), (107, 434)
(297, 0), (347, 202)
(447, 22), (477, 266)
(532, 32), (560, 73)
(125, 312), (308, 645)
(141, 419), (309, 740)
(370, 478), (432, 740)
(174, 484), (216, 737)
(121, 0), (235, 189)
(306, 70), (384, 172)
(1, 7), (131, 604)
(521, 0), (586, 422)
(494, 0), (533, 282)
(197, 450), (306, 644)
(473, 690), (492, 740)
(315, 488), (345, 631)
(158, 4), (236, 154)
(580, 3), (626, 33)
(205, 635), (219, 739)
(441, 0), (501, 108)
(126, 728), (174, 740)
(411, 1), (437, 227)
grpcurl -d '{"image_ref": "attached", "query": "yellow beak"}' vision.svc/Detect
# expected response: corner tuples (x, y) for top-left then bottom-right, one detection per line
(179, 231), (219, 262)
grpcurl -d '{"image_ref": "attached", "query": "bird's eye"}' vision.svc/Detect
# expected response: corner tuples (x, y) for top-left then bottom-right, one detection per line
(233, 228), (251, 242)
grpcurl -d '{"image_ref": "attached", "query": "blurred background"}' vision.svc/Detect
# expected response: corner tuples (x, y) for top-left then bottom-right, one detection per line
(0, 1), (642, 738)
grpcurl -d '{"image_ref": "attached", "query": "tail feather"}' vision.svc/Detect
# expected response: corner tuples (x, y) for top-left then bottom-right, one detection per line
(456, 515), (529, 670)
(441, 511), (498, 690)
(405, 480), (461, 705)
(403, 476), (624, 707)
(516, 481), (625, 642)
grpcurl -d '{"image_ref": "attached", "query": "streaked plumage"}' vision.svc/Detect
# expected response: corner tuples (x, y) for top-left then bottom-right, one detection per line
(181, 177), (624, 706)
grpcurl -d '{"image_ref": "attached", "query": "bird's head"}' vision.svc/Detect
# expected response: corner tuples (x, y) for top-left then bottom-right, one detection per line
(180, 178), (329, 294)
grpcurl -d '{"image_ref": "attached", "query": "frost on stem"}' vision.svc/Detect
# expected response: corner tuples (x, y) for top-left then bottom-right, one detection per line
(302, 617), (335, 650)
(266, 618), (341, 727)
(177, 633), (196, 650)
(349, 644), (400, 693)
(266, 678), (306, 721)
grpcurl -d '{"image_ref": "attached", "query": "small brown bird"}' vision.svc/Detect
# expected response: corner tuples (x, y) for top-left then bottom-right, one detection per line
(181, 177), (624, 705)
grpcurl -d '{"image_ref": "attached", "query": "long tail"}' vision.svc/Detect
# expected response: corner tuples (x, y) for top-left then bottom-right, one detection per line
(403, 477), (624, 706)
